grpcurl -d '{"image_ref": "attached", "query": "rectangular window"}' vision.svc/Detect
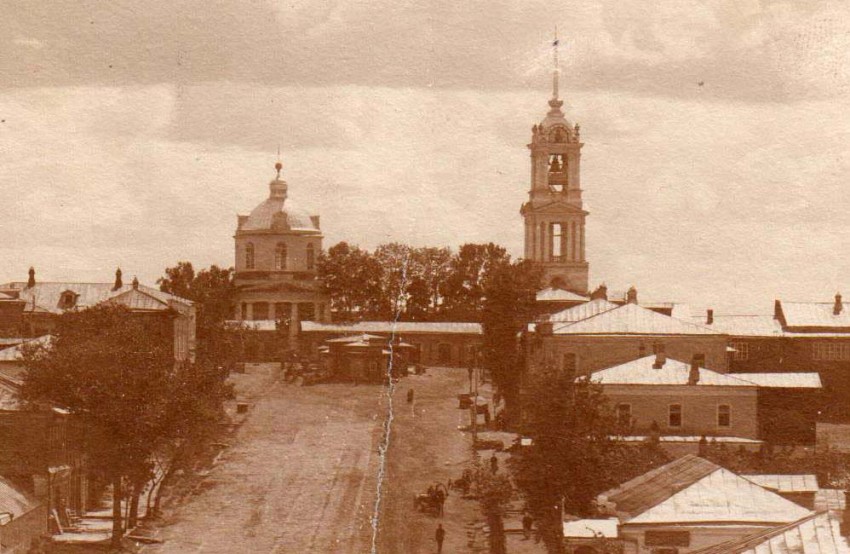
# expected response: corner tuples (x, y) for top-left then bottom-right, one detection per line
(562, 353), (577, 377)
(616, 404), (631, 427)
(813, 342), (850, 361)
(668, 404), (682, 428)
(253, 302), (269, 321)
(730, 341), (750, 361)
(717, 404), (731, 427)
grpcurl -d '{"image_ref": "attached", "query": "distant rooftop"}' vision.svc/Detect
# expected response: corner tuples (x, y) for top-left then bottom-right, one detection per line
(301, 321), (483, 335)
(690, 511), (849, 554)
(733, 373), (822, 389)
(553, 303), (721, 336)
(589, 356), (756, 387)
(0, 281), (192, 315)
(536, 287), (588, 303)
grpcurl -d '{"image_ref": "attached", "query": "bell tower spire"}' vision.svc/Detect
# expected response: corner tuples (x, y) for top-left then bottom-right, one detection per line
(552, 27), (560, 102)
(520, 31), (589, 295)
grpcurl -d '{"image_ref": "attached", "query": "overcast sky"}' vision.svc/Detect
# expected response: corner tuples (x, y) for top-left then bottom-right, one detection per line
(2, 0), (849, 313)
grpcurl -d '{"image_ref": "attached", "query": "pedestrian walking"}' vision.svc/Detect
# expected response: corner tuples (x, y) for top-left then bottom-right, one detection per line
(407, 388), (414, 403)
(490, 453), (498, 474)
(435, 523), (445, 553)
(522, 513), (533, 540)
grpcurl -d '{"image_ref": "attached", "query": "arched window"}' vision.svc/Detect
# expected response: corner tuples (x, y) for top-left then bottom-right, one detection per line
(306, 243), (315, 270)
(245, 243), (255, 269)
(275, 242), (287, 270)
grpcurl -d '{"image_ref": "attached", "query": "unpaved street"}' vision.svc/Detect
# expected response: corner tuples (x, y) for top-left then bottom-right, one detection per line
(143, 368), (487, 553)
(145, 380), (387, 553)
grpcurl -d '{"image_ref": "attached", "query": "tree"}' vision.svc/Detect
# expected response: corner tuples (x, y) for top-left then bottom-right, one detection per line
(481, 258), (541, 421)
(442, 243), (509, 320)
(408, 246), (453, 319)
(373, 243), (414, 319)
(20, 304), (231, 546)
(318, 242), (383, 320)
(157, 262), (236, 364)
(473, 462), (513, 554)
(512, 367), (669, 553)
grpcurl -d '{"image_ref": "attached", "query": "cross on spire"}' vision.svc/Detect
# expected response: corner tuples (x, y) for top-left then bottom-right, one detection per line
(552, 27), (560, 101)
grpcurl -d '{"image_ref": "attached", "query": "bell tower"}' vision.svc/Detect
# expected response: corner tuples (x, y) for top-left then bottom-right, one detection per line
(520, 34), (589, 294)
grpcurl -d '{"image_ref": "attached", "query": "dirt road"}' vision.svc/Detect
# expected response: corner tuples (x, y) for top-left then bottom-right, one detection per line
(145, 380), (387, 553)
(143, 368), (490, 553)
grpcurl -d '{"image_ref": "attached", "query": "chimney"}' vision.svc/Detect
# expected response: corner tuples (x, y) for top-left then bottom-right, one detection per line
(835, 293), (843, 316)
(27, 267), (35, 289)
(652, 350), (666, 369)
(774, 300), (782, 321)
(688, 356), (701, 385)
(626, 286), (638, 304)
(706, 309), (714, 325)
(590, 284), (608, 301)
(132, 276), (139, 290)
(113, 268), (123, 291)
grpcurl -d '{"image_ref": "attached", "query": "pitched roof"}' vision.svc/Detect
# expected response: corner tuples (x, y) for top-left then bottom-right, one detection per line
(627, 467), (811, 525)
(301, 321), (482, 335)
(0, 476), (40, 519)
(589, 356), (757, 387)
(691, 512), (850, 554)
(562, 518), (618, 538)
(0, 282), (191, 314)
(781, 301), (850, 330)
(0, 335), (51, 363)
(597, 455), (721, 519)
(733, 373), (822, 389)
(553, 303), (722, 336)
(742, 474), (820, 494)
(698, 314), (785, 337)
(549, 299), (619, 323)
(815, 489), (846, 516)
(536, 287), (588, 303)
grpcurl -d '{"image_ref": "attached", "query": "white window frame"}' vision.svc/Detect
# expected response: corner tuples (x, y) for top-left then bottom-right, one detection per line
(730, 341), (750, 361)
(717, 404), (731, 428)
(668, 404), (683, 428)
(616, 403), (632, 427)
(813, 341), (850, 361)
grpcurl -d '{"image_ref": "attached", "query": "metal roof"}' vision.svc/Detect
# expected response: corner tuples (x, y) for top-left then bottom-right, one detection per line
(549, 299), (619, 323)
(690, 512), (850, 554)
(0, 476), (39, 519)
(627, 467), (811, 525)
(562, 518), (618, 538)
(781, 301), (850, 330)
(733, 373), (822, 389)
(301, 321), (482, 335)
(615, 435), (763, 444)
(815, 489), (847, 516)
(742, 474), (820, 494)
(598, 455), (721, 519)
(553, 303), (722, 336)
(589, 356), (757, 387)
(0, 335), (51, 362)
(0, 282), (191, 314)
(698, 315), (785, 337)
(536, 287), (588, 302)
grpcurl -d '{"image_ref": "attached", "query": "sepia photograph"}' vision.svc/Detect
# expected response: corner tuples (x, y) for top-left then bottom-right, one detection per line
(2, 1), (850, 552)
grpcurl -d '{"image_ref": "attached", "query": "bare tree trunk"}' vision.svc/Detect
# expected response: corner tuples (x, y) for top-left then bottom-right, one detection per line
(111, 475), (123, 548)
(128, 480), (142, 529)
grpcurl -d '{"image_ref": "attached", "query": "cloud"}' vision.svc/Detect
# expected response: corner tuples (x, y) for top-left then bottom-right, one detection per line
(2, 0), (849, 101)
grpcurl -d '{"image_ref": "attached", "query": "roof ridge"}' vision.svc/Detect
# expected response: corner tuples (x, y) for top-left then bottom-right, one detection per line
(689, 511), (826, 553)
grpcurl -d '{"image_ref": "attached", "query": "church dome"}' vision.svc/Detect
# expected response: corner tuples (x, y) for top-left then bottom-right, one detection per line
(239, 174), (321, 233)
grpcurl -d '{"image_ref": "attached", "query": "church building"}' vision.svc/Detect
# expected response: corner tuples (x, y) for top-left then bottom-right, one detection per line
(520, 44), (589, 295)
(232, 162), (330, 345)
